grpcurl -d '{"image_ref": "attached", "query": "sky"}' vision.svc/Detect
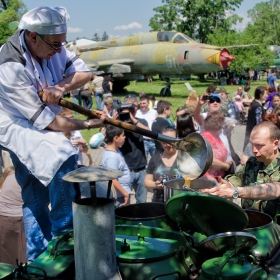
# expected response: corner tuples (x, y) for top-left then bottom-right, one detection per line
(22, 0), (263, 42)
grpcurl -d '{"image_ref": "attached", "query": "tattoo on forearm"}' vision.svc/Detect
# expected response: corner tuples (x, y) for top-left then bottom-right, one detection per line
(242, 183), (279, 199)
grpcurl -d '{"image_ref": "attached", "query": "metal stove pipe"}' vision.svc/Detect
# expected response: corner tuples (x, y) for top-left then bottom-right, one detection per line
(73, 198), (120, 280)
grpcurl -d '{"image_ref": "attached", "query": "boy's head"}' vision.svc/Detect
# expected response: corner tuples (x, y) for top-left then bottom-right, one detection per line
(105, 125), (125, 145)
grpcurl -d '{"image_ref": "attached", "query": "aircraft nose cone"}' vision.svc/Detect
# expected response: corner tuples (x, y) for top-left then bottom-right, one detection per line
(220, 48), (235, 69)
(206, 48), (235, 69)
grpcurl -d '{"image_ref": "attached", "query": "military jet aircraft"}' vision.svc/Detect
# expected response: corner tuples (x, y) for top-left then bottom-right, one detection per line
(76, 31), (235, 91)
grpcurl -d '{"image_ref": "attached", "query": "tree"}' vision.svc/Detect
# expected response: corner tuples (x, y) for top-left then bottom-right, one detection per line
(0, 0), (7, 10)
(0, 20), (12, 45)
(149, 0), (183, 32)
(101, 31), (109, 41)
(149, 0), (243, 43)
(206, 0), (280, 73)
(0, 0), (26, 44)
(0, 0), (27, 22)
(245, 0), (280, 46)
(0, 7), (18, 22)
(208, 28), (274, 73)
(92, 33), (100, 42)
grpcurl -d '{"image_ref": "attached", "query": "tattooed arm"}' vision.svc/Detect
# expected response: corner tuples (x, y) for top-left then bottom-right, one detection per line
(238, 182), (280, 200)
(201, 178), (280, 200)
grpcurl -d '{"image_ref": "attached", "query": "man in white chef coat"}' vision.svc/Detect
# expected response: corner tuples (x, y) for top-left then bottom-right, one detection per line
(0, 7), (104, 261)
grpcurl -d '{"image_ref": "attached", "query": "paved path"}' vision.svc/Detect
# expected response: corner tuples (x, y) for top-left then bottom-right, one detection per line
(231, 123), (246, 158)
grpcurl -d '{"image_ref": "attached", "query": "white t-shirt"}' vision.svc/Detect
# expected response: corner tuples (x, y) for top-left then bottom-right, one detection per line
(102, 149), (131, 198)
(135, 109), (158, 140)
(135, 109), (158, 129)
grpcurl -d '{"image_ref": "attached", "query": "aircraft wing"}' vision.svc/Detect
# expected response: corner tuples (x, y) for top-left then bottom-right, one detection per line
(224, 44), (261, 49)
(79, 46), (108, 52)
(97, 59), (134, 74)
(202, 44), (260, 51)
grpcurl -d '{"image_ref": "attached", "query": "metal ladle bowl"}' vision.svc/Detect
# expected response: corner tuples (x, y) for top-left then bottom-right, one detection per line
(176, 132), (213, 180)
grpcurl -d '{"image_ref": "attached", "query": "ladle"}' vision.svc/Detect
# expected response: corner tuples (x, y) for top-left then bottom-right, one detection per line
(38, 92), (213, 179)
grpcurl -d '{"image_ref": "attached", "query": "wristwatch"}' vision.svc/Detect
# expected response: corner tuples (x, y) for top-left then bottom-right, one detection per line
(85, 120), (91, 130)
(232, 186), (239, 199)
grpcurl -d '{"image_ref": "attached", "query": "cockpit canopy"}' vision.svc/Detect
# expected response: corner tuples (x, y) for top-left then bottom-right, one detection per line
(157, 31), (194, 44)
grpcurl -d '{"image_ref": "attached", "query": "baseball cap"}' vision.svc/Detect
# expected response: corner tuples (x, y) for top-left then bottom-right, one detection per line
(215, 87), (226, 94)
(210, 93), (221, 101)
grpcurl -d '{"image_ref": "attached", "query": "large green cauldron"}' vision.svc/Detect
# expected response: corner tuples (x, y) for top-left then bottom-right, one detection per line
(20, 231), (75, 279)
(115, 202), (178, 230)
(116, 225), (197, 280)
(197, 257), (267, 279)
(0, 263), (14, 280)
(244, 209), (280, 263)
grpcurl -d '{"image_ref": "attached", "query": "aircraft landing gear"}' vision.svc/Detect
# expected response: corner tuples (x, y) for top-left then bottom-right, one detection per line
(160, 78), (171, 97)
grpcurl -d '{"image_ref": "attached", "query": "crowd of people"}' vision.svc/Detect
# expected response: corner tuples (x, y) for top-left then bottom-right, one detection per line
(1, 4), (280, 269)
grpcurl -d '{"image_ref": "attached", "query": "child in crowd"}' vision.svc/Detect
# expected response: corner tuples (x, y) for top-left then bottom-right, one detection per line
(234, 95), (244, 112)
(60, 108), (93, 166)
(102, 125), (131, 206)
(234, 95), (245, 122)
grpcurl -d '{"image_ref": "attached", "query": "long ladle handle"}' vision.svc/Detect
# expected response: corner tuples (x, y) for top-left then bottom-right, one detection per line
(38, 92), (179, 146)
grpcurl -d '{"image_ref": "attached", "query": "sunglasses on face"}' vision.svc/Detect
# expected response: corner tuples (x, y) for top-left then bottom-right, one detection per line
(209, 97), (221, 103)
(125, 94), (137, 99)
(36, 33), (66, 51)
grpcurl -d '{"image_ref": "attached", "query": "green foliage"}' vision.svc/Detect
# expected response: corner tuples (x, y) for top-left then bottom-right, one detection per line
(0, 7), (18, 22)
(207, 0), (280, 72)
(0, 20), (12, 45)
(149, 0), (243, 43)
(0, 0), (27, 21)
(149, 0), (183, 32)
(246, 0), (280, 46)
(207, 28), (274, 73)
(0, 0), (26, 45)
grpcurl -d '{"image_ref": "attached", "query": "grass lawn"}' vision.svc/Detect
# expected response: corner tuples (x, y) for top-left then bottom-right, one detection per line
(69, 76), (267, 143)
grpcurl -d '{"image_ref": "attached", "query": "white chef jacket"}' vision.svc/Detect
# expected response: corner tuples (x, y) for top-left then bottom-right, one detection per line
(0, 30), (90, 185)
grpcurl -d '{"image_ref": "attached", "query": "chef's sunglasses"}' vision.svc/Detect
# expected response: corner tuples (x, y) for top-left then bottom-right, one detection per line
(36, 33), (66, 51)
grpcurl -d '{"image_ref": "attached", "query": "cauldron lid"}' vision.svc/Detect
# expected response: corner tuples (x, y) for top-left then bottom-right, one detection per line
(115, 225), (186, 262)
(166, 192), (248, 235)
(116, 235), (180, 262)
(0, 263), (14, 279)
(198, 232), (257, 257)
(62, 166), (124, 182)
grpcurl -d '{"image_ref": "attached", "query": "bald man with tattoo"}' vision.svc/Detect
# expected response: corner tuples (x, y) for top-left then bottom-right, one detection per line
(202, 121), (280, 219)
